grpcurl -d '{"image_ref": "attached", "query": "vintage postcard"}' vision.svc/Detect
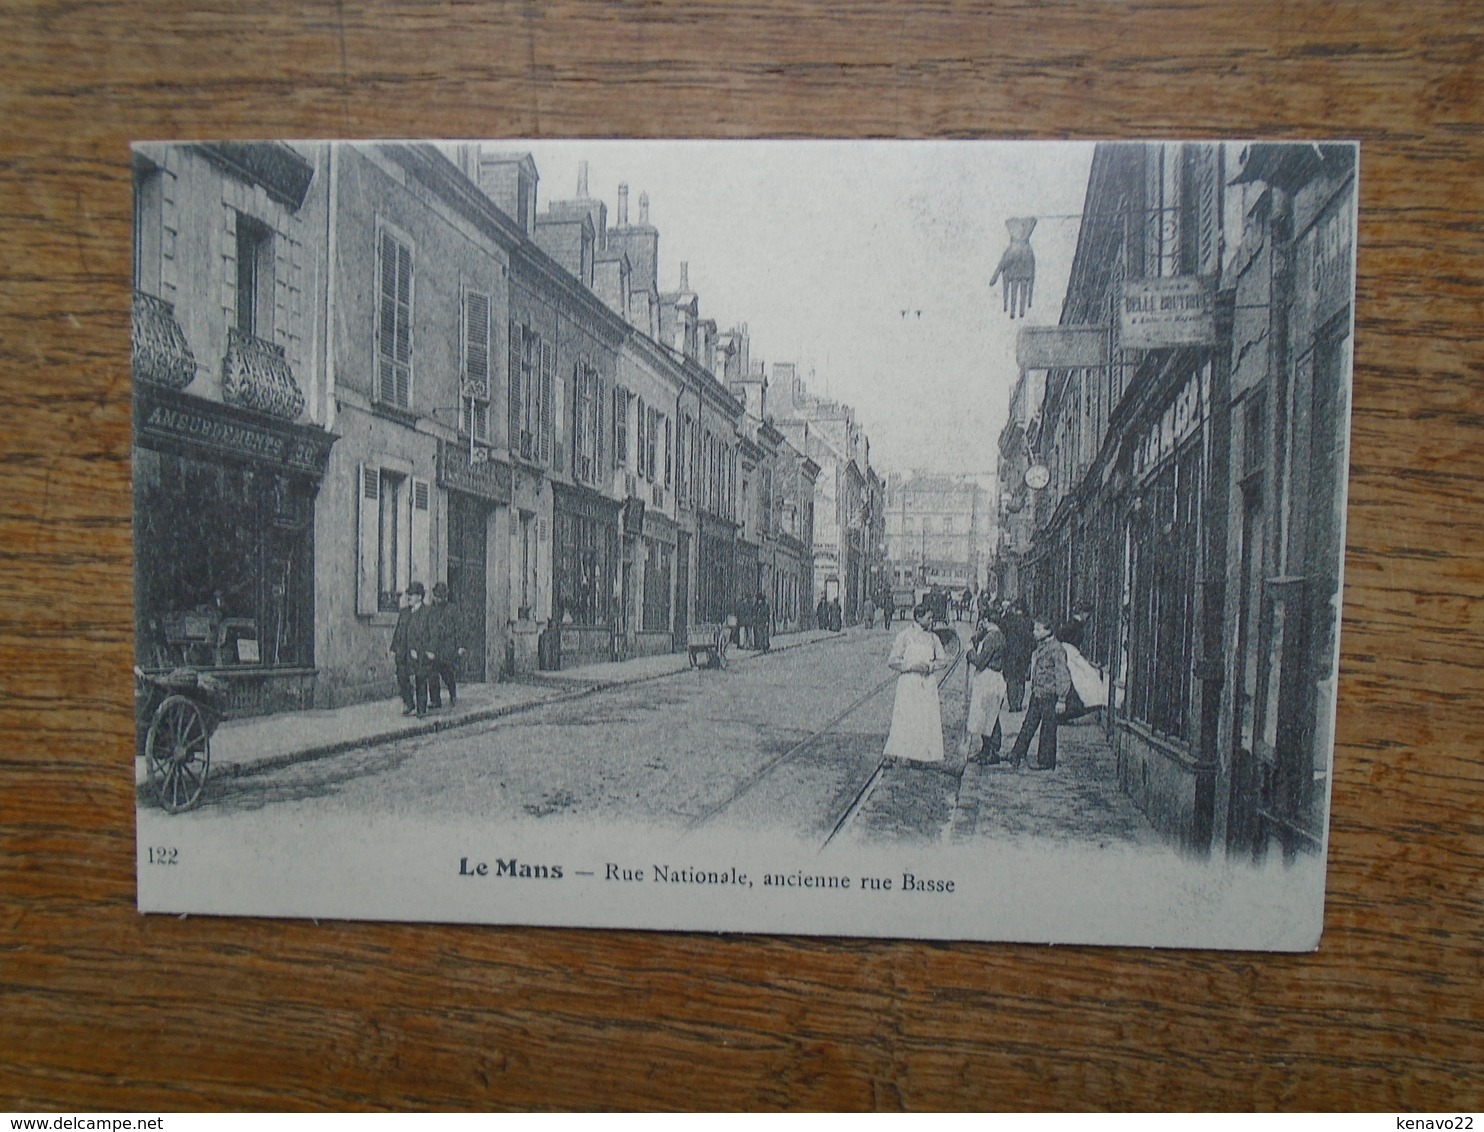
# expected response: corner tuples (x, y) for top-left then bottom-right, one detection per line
(133, 139), (1357, 949)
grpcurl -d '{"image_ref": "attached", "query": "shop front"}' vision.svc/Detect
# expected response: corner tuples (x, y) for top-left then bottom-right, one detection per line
(133, 382), (336, 717)
(552, 482), (621, 668)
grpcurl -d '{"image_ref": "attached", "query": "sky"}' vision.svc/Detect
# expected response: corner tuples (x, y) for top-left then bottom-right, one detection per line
(497, 140), (1096, 479)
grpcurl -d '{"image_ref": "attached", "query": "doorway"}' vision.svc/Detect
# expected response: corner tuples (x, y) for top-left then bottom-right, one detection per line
(446, 492), (489, 682)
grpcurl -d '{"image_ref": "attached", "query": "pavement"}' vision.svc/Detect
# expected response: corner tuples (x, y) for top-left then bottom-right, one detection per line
(197, 626), (842, 779)
(947, 707), (1160, 849)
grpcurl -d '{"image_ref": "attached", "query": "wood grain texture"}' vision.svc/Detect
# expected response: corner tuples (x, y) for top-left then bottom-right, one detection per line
(1, 0), (1480, 1111)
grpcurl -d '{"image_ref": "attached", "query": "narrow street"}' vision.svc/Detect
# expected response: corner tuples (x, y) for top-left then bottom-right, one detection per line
(171, 627), (1160, 853)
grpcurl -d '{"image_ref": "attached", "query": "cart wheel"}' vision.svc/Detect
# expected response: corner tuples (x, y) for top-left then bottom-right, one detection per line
(146, 694), (212, 813)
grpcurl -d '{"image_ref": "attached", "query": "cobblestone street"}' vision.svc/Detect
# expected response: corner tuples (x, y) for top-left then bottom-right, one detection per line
(170, 625), (1161, 853)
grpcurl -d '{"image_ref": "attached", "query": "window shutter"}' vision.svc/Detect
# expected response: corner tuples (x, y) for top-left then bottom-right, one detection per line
(664, 416), (672, 488)
(539, 340), (554, 465)
(357, 465), (380, 617)
(554, 373), (567, 474)
(595, 375), (607, 483)
(411, 478), (432, 593)
(508, 321), (523, 457)
(464, 290), (491, 397)
(636, 396), (647, 478)
(376, 232), (413, 408)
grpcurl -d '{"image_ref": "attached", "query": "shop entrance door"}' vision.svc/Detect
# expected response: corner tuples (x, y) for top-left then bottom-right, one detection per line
(446, 492), (488, 682)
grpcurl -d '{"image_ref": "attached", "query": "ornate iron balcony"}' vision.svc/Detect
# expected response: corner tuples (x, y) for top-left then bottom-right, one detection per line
(132, 290), (197, 391)
(222, 327), (305, 421)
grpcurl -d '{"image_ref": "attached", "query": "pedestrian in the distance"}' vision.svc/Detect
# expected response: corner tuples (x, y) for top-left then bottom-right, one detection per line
(1006, 617), (1072, 770)
(390, 585), (420, 716)
(864, 593), (876, 631)
(1000, 599), (1035, 712)
(830, 596), (843, 632)
(881, 586), (894, 630)
(817, 594), (830, 632)
(753, 592), (771, 652)
(883, 602), (950, 763)
(964, 615), (1007, 763)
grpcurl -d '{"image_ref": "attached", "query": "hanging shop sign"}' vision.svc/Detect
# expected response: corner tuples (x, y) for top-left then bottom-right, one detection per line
(1016, 325), (1108, 371)
(1121, 277), (1216, 348)
(437, 439), (511, 504)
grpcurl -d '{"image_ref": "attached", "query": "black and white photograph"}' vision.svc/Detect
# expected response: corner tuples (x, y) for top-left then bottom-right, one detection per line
(132, 139), (1357, 949)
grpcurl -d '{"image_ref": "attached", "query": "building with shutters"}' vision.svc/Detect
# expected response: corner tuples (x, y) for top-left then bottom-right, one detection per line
(322, 143), (521, 706)
(771, 364), (876, 624)
(131, 141), (336, 718)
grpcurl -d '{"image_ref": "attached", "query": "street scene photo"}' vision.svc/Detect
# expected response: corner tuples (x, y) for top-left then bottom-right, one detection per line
(132, 140), (1357, 948)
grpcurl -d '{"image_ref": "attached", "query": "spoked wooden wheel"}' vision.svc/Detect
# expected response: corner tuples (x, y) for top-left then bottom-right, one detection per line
(146, 694), (212, 813)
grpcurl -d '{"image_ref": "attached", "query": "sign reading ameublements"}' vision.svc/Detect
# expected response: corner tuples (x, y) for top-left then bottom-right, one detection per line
(1121, 277), (1216, 348)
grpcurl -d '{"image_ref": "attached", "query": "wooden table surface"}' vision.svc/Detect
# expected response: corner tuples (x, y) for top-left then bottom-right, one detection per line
(2, 0), (1480, 1112)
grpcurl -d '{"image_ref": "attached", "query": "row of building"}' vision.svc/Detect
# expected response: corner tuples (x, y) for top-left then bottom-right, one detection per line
(996, 141), (1356, 861)
(882, 471), (997, 599)
(131, 142), (883, 717)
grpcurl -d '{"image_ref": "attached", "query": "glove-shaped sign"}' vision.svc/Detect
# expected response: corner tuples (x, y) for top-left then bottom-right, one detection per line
(990, 216), (1037, 319)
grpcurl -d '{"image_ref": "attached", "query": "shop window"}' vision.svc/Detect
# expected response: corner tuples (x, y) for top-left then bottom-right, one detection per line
(643, 539), (672, 632)
(235, 213), (274, 339)
(555, 509), (614, 628)
(376, 226), (414, 409)
(134, 450), (313, 670)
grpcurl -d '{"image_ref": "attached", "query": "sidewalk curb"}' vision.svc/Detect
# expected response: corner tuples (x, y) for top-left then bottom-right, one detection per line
(215, 628), (846, 780)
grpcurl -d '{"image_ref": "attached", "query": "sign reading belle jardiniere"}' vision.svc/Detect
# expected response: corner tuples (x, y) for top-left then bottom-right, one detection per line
(1121, 276), (1217, 348)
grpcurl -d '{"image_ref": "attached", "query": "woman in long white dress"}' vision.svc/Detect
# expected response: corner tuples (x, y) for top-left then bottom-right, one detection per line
(883, 603), (950, 763)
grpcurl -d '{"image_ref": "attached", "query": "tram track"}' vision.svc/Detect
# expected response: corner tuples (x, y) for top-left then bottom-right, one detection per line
(687, 626), (966, 848)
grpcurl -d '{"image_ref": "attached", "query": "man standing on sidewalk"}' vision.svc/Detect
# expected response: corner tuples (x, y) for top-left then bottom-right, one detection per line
(407, 583), (437, 718)
(1000, 599), (1035, 712)
(390, 583), (423, 716)
(1007, 617), (1072, 770)
(427, 582), (466, 709)
(753, 592), (771, 652)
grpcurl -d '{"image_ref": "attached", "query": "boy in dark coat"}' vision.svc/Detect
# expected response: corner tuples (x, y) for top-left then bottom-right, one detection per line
(1007, 618), (1072, 770)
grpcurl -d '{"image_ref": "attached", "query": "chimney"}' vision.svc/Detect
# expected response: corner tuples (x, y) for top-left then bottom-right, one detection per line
(617, 182), (629, 226)
(577, 160), (589, 198)
(639, 191), (649, 225)
(679, 262), (689, 292)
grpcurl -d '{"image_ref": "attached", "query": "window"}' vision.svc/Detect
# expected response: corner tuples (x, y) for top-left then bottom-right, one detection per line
(376, 469), (405, 612)
(357, 463), (430, 616)
(508, 324), (553, 464)
(376, 227), (414, 408)
(555, 508), (614, 627)
(461, 289), (492, 445)
(235, 213), (274, 338)
(571, 362), (606, 486)
(133, 160), (163, 295)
